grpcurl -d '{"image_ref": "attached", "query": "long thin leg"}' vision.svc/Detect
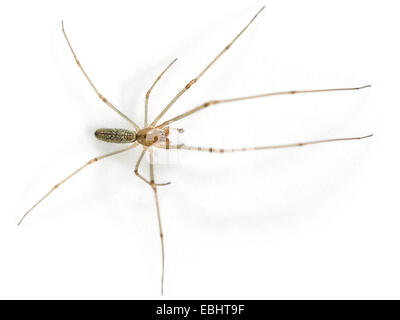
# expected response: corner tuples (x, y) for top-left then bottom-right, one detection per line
(134, 148), (171, 186)
(158, 134), (373, 153)
(150, 6), (265, 127)
(18, 143), (138, 226)
(145, 59), (178, 127)
(156, 85), (371, 128)
(149, 148), (165, 295)
(61, 22), (140, 131)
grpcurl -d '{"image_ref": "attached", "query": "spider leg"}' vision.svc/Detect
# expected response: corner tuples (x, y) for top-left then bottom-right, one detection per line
(62, 21), (140, 130)
(133, 148), (168, 294)
(134, 148), (171, 186)
(148, 148), (166, 295)
(150, 6), (266, 126)
(145, 59), (178, 127)
(18, 143), (138, 226)
(156, 85), (371, 128)
(158, 134), (373, 153)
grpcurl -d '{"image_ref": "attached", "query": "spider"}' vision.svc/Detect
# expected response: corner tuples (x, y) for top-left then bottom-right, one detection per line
(17, 7), (372, 295)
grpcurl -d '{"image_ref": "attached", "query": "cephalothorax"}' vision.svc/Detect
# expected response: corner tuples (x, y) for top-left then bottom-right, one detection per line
(18, 7), (372, 295)
(136, 127), (170, 147)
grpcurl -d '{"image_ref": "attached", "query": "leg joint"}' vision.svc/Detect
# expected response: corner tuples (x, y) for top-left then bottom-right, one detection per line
(98, 94), (107, 102)
(185, 78), (197, 89)
(203, 100), (218, 107)
(88, 158), (98, 164)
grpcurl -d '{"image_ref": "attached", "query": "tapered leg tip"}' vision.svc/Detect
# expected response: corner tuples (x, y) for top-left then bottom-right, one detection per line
(362, 134), (374, 139)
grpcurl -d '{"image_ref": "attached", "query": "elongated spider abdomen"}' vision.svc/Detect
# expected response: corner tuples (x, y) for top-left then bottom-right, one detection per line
(95, 128), (137, 143)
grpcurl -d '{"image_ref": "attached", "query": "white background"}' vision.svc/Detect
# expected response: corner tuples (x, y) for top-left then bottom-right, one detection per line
(0, 0), (398, 299)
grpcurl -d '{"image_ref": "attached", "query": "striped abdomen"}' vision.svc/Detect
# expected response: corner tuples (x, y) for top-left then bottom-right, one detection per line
(94, 128), (136, 143)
